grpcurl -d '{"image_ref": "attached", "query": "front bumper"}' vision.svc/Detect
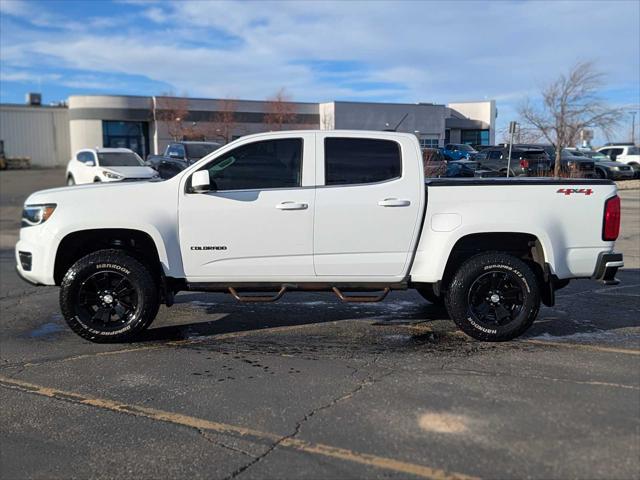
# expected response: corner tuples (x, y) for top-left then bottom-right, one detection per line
(592, 252), (624, 285)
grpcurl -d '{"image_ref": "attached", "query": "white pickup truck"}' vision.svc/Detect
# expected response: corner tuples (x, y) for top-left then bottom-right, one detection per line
(16, 130), (624, 343)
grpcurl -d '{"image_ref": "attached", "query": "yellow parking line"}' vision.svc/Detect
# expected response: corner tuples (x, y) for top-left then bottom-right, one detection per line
(524, 340), (640, 356)
(0, 375), (477, 480)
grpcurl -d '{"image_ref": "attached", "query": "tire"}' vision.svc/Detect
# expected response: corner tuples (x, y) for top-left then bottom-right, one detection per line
(93, 177), (102, 183)
(445, 252), (540, 341)
(416, 284), (444, 306)
(60, 249), (159, 343)
(595, 168), (607, 179)
(67, 175), (75, 186)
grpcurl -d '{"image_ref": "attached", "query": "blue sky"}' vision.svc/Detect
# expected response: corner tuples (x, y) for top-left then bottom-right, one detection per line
(1, 0), (639, 142)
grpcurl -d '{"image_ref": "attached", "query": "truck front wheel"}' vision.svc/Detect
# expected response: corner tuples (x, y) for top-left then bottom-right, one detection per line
(445, 252), (540, 341)
(416, 284), (444, 306)
(60, 249), (159, 343)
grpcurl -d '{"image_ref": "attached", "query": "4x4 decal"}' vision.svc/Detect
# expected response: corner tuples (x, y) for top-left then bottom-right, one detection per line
(557, 188), (593, 196)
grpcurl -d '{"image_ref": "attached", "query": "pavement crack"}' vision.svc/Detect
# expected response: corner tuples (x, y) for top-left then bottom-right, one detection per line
(223, 357), (390, 480)
(197, 429), (256, 459)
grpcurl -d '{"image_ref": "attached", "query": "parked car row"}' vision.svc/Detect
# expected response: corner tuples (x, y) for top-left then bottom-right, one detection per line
(65, 141), (638, 185)
(431, 142), (639, 179)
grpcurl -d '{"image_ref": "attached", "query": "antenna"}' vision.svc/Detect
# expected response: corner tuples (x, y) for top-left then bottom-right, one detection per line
(383, 113), (409, 132)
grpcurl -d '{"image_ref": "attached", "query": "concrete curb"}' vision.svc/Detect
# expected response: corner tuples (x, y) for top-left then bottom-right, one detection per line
(616, 180), (640, 190)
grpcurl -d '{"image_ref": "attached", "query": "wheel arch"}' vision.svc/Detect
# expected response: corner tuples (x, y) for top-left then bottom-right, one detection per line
(439, 232), (550, 299)
(54, 228), (165, 285)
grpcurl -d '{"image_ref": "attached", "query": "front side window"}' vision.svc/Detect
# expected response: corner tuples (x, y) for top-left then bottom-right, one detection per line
(488, 150), (502, 160)
(324, 138), (401, 186)
(199, 138), (302, 191)
(97, 152), (143, 167)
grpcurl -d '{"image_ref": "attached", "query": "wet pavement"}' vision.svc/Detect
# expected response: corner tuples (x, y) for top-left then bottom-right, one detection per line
(1, 169), (639, 479)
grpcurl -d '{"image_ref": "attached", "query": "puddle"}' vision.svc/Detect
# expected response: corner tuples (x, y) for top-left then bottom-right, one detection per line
(418, 412), (469, 434)
(29, 320), (66, 338)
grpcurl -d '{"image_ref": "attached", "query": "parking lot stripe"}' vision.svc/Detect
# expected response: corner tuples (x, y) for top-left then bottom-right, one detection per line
(0, 375), (477, 480)
(524, 340), (640, 356)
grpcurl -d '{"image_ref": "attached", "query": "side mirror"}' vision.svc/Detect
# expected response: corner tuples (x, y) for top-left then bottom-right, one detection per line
(191, 170), (211, 193)
(85, 161), (95, 167)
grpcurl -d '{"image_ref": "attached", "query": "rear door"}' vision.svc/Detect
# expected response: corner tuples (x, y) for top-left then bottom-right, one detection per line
(179, 133), (316, 280)
(313, 133), (424, 279)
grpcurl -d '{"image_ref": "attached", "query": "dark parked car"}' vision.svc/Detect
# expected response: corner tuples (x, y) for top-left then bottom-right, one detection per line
(146, 141), (222, 179)
(474, 146), (551, 176)
(519, 145), (595, 177)
(568, 150), (635, 180)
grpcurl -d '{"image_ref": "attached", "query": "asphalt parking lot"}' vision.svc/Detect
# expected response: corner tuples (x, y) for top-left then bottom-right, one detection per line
(1, 169), (639, 480)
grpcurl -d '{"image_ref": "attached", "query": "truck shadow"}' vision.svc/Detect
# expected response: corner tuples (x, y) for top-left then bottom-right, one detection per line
(139, 269), (640, 345)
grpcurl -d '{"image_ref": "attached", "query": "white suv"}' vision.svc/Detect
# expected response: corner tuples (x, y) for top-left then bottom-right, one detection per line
(66, 148), (158, 185)
(597, 144), (640, 170)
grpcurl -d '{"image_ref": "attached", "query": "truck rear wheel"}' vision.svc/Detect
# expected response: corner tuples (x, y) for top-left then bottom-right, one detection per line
(60, 249), (159, 343)
(445, 252), (540, 341)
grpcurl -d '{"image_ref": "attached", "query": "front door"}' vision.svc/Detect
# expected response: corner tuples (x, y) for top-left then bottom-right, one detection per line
(313, 134), (423, 279)
(179, 134), (316, 280)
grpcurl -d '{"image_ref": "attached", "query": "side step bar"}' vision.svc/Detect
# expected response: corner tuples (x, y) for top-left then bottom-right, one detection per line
(186, 281), (405, 304)
(332, 287), (390, 303)
(228, 286), (287, 303)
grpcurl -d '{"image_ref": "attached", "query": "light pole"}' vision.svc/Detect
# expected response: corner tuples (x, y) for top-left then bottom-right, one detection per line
(631, 111), (637, 145)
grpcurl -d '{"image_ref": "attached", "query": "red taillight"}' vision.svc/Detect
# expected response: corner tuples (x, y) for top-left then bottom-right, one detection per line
(519, 159), (529, 169)
(603, 195), (621, 241)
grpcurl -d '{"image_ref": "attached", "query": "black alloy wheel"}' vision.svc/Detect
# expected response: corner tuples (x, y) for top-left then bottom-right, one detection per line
(76, 270), (140, 333)
(467, 271), (524, 328)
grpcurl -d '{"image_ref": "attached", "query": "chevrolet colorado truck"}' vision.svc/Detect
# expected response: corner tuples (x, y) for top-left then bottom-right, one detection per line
(16, 130), (624, 343)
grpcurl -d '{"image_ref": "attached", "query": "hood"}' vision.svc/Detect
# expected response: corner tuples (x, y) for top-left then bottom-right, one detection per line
(101, 166), (157, 178)
(596, 160), (631, 168)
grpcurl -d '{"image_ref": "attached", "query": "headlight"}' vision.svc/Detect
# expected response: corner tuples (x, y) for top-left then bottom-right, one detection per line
(102, 170), (123, 180)
(21, 204), (56, 227)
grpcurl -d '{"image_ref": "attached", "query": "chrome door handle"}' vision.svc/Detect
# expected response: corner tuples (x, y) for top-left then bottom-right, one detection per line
(378, 198), (411, 207)
(276, 201), (308, 210)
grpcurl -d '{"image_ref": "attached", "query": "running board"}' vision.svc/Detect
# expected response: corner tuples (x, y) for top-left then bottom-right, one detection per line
(332, 287), (390, 303)
(228, 286), (287, 303)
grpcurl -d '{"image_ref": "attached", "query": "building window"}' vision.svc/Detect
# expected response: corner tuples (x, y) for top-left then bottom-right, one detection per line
(102, 121), (149, 158)
(461, 129), (490, 146)
(419, 138), (439, 149)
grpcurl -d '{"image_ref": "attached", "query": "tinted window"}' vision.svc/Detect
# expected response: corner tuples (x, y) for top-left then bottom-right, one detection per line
(185, 143), (220, 160)
(324, 138), (401, 186)
(487, 150), (502, 160)
(97, 152), (143, 167)
(200, 138), (302, 191)
(628, 147), (640, 155)
(167, 144), (185, 159)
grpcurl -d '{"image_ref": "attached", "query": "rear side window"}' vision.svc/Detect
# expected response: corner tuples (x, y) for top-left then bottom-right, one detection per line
(324, 138), (401, 186)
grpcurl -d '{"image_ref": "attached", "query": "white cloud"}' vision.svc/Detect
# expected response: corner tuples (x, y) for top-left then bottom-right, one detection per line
(1, 0), (638, 137)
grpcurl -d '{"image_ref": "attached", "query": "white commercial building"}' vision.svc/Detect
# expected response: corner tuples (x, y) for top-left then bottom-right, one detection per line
(1, 94), (496, 167)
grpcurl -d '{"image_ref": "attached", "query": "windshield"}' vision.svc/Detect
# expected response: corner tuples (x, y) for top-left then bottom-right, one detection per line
(97, 152), (143, 167)
(186, 143), (220, 160)
(459, 144), (476, 152)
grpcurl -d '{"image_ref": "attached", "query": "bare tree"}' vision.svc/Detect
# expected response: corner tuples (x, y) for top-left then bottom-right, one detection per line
(499, 125), (543, 145)
(264, 88), (297, 130)
(519, 61), (622, 176)
(206, 98), (238, 143)
(155, 95), (190, 141)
